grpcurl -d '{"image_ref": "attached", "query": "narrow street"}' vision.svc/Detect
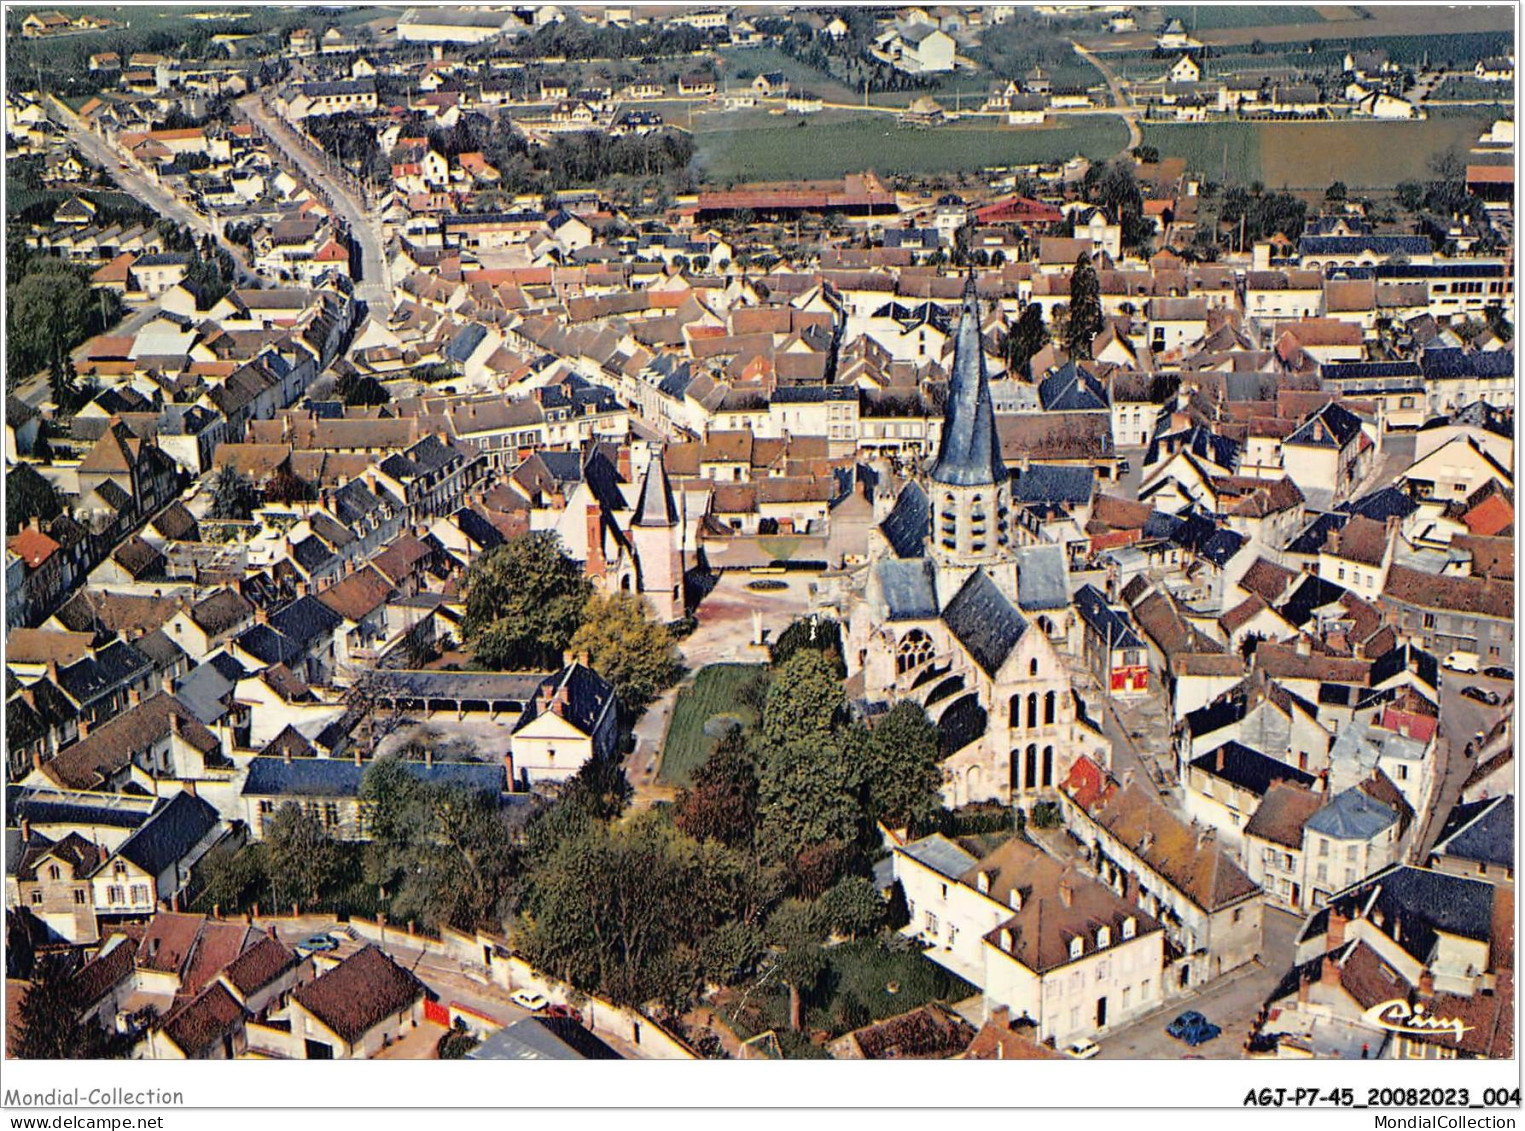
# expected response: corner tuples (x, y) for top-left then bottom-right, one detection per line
(1071, 42), (1142, 156)
(1096, 907), (1302, 1060)
(238, 94), (393, 311)
(45, 95), (254, 284)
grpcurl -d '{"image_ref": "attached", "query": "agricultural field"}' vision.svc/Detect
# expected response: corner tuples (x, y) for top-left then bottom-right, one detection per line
(1143, 112), (1497, 190)
(696, 112), (1129, 184)
(658, 663), (765, 787)
(1157, 5), (1332, 30)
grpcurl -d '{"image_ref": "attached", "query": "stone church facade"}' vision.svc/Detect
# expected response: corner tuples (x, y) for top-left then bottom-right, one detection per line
(839, 276), (1109, 809)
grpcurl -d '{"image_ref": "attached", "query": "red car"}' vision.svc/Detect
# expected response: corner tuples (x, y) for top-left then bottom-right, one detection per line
(545, 1004), (583, 1025)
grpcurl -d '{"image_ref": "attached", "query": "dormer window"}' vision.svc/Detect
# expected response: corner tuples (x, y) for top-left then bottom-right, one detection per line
(1069, 936), (1083, 960)
(1122, 917), (1136, 940)
(1008, 888), (1022, 912)
(976, 872), (991, 894)
(1096, 926), (1111, 949)
(1000, 928), (1013, 953)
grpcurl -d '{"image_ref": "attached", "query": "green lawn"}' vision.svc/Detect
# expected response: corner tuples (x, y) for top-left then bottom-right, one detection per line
(696, 113), (1129, 184)
(1159, 5), (1330, 30)
(726, 938), (977, 1048)
(658, 663), (766, 786)
(1143, 112), (1496, 190)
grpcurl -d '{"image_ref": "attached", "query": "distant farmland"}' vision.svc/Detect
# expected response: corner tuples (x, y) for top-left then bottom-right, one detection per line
(696, 113), (1129, 183)
(1142, 113), (1497, 190)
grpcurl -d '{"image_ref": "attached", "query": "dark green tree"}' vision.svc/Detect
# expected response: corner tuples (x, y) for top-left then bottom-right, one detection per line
(207, 464), (257, 521)
(6, 463), (62, 535)
(765, 898), (826, 1031)
(1065, 253), (1103, 360)
(819, 876), (885, 940)
(770, 614), (844, 676)
(1005, 302), (1048, 379)
(861, 700), (943, 831)
(761, 648), (844, 747)
(673, 730), (759, 848)
(461, 532), (592, 669)
(263, 802), (341, 909)
(12, 954), (119, 1059)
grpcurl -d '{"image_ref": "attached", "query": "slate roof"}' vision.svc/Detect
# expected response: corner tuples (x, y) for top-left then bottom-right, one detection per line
(1305, 785), (1399, 841)
(633, 450), (679, 527)
(512, 664), (616, 738)
(880, 481), (929, 559)
(111, 791), (220, 879)
(1432, 795), (1513, 869)
(1009, 465), (1094, 506)
(941, 569), (1027, 677)
(242, 757), (506, 799)
(1299, 864), (1497, 964)
(468, 1015), (622, 1060)
(1038, 362), (1109, 412)
(1073, 584), (1143, 650)
(1015, 544), (1069, 610)
(268, 596), (344, 648)
(877, 557), (940, 620)
(293, 945), (425, 1046)
(1191, 741), (1316, 797)
(900, 833), (979, 879)
(1287, 402), (1363, 448)
(930, 276), (1006, 487)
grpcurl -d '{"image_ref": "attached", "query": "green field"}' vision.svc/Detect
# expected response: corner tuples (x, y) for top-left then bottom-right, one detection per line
(1159, 5), (1331, 30)
(658, 663), (765, 787)
(1143, 113), (1496, 190)
(697, 112), (1129, 184)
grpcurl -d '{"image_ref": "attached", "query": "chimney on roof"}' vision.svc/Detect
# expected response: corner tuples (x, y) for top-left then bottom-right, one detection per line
(183, 778), (196, 798)
(616, 446), (632, 482)
(1057, 876), (1074, 908)
(19, 817), (30, 841)
(1216, 746), (1226, 772)
(79, 719), (91, 738)
(1295, 636), (1311, 658)
(170, 712), (181, 739)
(1327, 908), (1348, 949)
(1418, 969), (1434, 998)
(128, 688), (142, 707)
(256, 606), (269, 626)
(1320, 953), (1341, 986)
(46, 659), (59, 686)
(988, 1004), (1011, 1030)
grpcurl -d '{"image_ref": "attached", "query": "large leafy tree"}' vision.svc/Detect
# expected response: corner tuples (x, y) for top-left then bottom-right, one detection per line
(757, 734), (862, 864)
(673, 730), (759, 849)
(263, 802), (341, 910)
(462, 532), (592, 669)
(1065, 253), (1103, 361)
(760, 649), (844, 747)
(765, 898), (827, 1031)
(770, 615), (845, 676)
(12, 954), (119, 1059)
(515, 811), (696, 1005)
(359, 759), (520, 931)
(861, 700), (943, 831)
(567, 591), (680, 711)
(7, 259), (112, 389)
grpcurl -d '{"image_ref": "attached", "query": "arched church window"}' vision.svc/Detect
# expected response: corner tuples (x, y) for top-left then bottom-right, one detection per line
(1042, 745), (1054, 787)
(896, 629), (935, 675)
(1009, 694), (1021, 728)
(1026, 692), (1037, 727)
(1029, 658), (1039, 678)
(1025, 745), (1038, 790)
(1044, 690), (1056, 725)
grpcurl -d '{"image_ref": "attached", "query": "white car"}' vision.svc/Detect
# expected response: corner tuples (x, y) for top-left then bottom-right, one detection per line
(1063, 1038), (1100, 1060)
(510, 990), (549, 1012)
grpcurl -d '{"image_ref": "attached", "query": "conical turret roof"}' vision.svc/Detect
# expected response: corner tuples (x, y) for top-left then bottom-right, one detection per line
(930, 273), (1006, 487)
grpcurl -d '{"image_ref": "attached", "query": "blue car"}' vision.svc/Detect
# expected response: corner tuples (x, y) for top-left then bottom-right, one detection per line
(1166, 1011), (1221, 1046)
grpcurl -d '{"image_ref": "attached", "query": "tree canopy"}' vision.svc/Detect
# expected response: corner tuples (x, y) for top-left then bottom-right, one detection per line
(462, 532), (592, 669)
(206, 465), (258, 521)
(568, 591), (680, 711)
(1065, 253), (1104, 360)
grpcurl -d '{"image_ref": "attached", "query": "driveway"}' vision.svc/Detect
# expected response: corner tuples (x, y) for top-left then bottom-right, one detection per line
(1096, 906), (1302, 1060)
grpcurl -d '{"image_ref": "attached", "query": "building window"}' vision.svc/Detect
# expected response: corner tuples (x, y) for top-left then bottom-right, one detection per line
(30, 890), (43, 905)
(924, 912), (938, 934)
(73, 889), (87, 905)
(107, 885), (124, 905)
(1069, 937), (1083, 960)
(48, 865), (61, 881)
(1122, 917), (1136, 940)
(131, 884), (149, 905)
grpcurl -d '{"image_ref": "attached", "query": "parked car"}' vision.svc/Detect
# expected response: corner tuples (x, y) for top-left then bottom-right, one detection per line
(1063, 1038), (1100, 1059)
(1443, 651), (1481, 674)
(546, 1004), (583, 1025)
(510, 990), (549, 1012)
(297, 934), (338, 953)
(1483, 666), (1514, 681)
(1461, 686), (1501, 706)
(1166, 1011), (1221, 1046)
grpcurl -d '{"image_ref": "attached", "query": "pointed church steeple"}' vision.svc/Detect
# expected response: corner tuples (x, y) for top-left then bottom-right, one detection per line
(633, 448), (678, 527)
(931, 271), (1006, 488)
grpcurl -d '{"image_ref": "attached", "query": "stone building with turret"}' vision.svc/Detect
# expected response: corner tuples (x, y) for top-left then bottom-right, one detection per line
(842, 276), (1108, 809)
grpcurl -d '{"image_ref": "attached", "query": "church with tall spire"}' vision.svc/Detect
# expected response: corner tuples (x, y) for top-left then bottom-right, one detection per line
(839, 275), (1109, 810)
